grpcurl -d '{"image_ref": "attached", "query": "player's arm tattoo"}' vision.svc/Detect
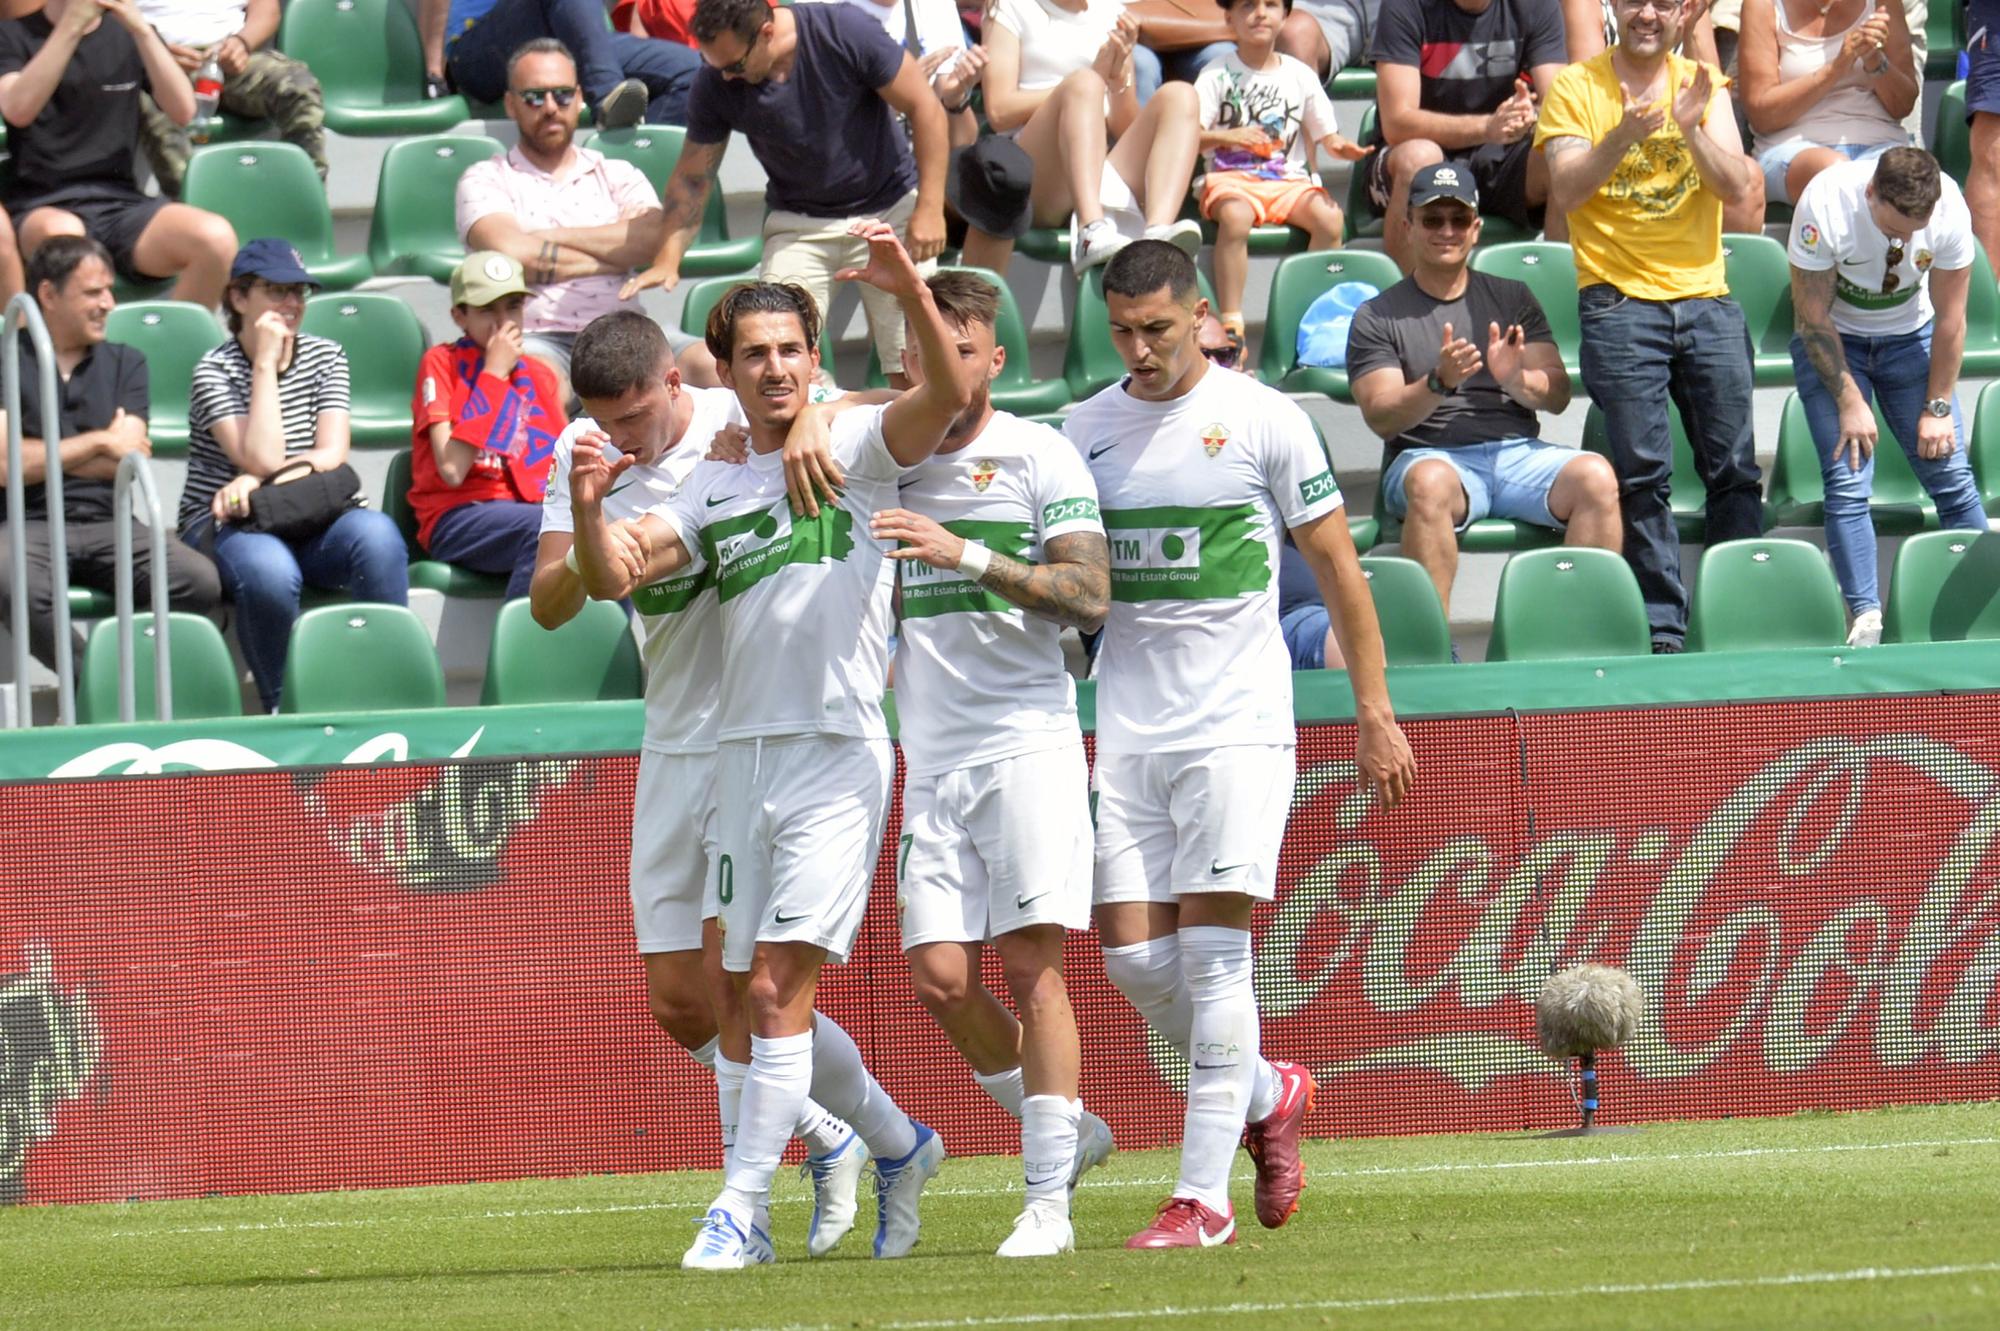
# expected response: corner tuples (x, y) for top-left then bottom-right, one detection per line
(1791, 265), (1853, 398)
(976, 531), (1111, 632)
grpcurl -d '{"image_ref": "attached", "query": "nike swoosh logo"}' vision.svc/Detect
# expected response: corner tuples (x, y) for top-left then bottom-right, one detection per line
(1200, 1219), (1234, 1247)
(1087, 443), (1119, 460)
(1014, 891), (1051, 909)
(607, 478), (636, 497)
(773, 911), (811, 925)
(897, 477), (920, 489)
(1209, 861), (1250, 875)
(706, 494), (739, 507)
(1191, 1062), (1240, 1072)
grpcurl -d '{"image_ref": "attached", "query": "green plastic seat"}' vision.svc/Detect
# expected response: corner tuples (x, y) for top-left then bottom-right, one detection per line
(1063, 267), (1217, 400)
(78, 612), (242, 723)
(67, 586), (113, 618)
(1015, 227), (1071, 265)
(279, 0), (474, 136)
(1326, 66), (1378, 101)
(366, 134), (506, 281)
(1344, 105), (1383, 241)
(300, 292), (430, 449)
(857, 265), (1069, 414)
(1370, 459), (1562, 553)
(1256, 249), (1404, 401)
(481, 598), (641, 704)
(183, 143), (371, 290)
(1767, 390), (1938, 533)
(1882, 531), (2000, 643)
(381, 449), (510, 598)
(1486, 547), (1650, 661)
(1468, 241), (1580, 377)
(1934, 81), (1969, 186)
(280, 603), (446, 713)
(1355, 556), (1451, 665)
(1960, 243), (2000, 377)
(1964, 382), (2000, 516)
(104, 301), (227, 456)
(588, 126), (763, 277)
(1924, 7), (1965, 81)
(1722, 231), (1796, 386)
(1581, 401), (1712, 541)
(1686, 537), (1847, 651)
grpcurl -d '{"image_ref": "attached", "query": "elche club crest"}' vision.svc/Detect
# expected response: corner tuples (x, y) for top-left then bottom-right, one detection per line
(1201, 423), (1230, 458)
(969, 458), (1000, 492)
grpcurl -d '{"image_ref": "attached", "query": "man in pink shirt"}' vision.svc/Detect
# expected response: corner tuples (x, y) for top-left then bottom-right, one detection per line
(456, 37), (718, 402)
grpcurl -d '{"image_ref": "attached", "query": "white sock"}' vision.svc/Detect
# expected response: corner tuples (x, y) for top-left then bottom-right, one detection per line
(714, 1054), (748, 1175)
(975, 1066), (1026, 1119)
(1175, 926), (1259, 1212)
(688, 1035), (719, 1068)
(717, 1032), (812, 1223)
(794, 1098), (852, 1157)
(1021, 1094), (1080, 1213)
(810, 1013), (917, 1162)
(1101, 936), (1193, 1046)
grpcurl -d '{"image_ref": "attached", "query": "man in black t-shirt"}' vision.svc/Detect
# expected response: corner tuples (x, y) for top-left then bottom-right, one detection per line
(0, 0), (237, 307)
(1346, 164), (1618, 619)
(1364, 0), (1568, 271)
(0, 236), (220, 674)
(623, 0), (948, 387)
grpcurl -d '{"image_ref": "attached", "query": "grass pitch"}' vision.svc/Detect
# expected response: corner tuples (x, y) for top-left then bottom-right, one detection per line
(4, 1101), (1997, 1331)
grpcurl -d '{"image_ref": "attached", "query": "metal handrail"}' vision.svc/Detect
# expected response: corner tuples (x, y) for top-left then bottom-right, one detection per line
(4, 295), (70, 728)
(112, 452), (172, 723)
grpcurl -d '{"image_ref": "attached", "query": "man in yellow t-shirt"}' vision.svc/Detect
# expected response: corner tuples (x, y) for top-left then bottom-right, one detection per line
(1535, 0), (1764, 654)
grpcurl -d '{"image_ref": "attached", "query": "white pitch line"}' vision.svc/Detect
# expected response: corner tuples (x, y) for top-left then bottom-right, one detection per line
(67, 1134), (2000, 1242)
(740, 1261), (2000, 1331)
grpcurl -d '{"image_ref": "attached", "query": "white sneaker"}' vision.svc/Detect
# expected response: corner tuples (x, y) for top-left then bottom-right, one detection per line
(1143, 219), (1203, 257)
(997, 1205), (1076, 1258)
(1847, 609), (1883, 648)
(681, 1207), (775, 1271)
(1071, 219), (1128, 276)
(800, 1130), (868, 1257)
(1070, 1110), (1114, 1193)
(871, 1121), (946, 1259)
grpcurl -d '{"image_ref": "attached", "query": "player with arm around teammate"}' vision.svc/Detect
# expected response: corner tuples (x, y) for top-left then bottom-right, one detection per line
(1066, 239), (1416, 1249)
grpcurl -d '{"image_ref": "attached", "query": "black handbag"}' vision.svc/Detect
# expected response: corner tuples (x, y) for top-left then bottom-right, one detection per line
(244, 459), (364, 542)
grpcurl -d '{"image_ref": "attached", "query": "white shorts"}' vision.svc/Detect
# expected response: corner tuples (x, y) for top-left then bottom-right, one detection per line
(1092, 745), (1297, 905)
(629, 748), (719, 954)
(715, 734), (895, 973)
(897, 742), (1094, 949)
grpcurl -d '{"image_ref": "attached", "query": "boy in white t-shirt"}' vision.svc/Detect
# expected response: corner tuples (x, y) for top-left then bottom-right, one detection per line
(1195, 0), (1364, 348)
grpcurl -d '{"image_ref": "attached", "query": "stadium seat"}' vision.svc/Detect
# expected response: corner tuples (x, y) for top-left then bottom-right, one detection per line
(380, 450), (510, 598)
(1767, 390), (1939, 533)
(1485, 547), (1651, 661)
(77, 612), (243, 723)
(1882, 531), (2000, 643)
(104, 301), (227, 456)
(280, 604), (446, 713)
(366, 134), (507, 282)
(1326, 66), (1377, 101)
(1959, 244), (2000, 377)
(1933, 81), (1970, 186)
(1685, 537), (1847, 651)
(182, 143), (372, 290)
(1581, 402), (1712, 541)
(1722, 231), (1796, 386)
(279, 0), (475, 135)
(1467, 242), (1580, 377)
(587, 127), (763, 276)
(1370, 458), (1562, 553)
(1255, 249), (1405, 400)
(1924, 8), (1965, 81)
(300, 293), (430, 449)
(856, 265), (1070, 414)
(1014, 226), (1071, 265)
(68, 586), (112, 618)
(1064, 267), (1217, 400)
(481, 598), (641, 704)
(1356, 556), (1452, 665)
(1966, 382), (2000, 516)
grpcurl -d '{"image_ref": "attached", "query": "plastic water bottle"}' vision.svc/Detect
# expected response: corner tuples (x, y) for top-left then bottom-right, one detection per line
(191, 53), (223, 144)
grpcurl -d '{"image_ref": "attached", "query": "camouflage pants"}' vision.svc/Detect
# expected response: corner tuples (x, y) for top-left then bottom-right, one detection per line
(140, 50), (327, 198)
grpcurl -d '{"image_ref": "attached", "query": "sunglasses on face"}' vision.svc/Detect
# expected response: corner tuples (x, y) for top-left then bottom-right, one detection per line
(717, 31), (761, 75)
(254, 280), (310, 301)
(1201, 343), (1241, 367)
(515, 85), (577, 108)
(1419, 210), (1477, 232)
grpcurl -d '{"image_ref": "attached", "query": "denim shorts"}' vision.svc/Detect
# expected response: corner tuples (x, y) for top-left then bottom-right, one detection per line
(1755, 137), (1900, 205)
(1381, 438), (1577, 531)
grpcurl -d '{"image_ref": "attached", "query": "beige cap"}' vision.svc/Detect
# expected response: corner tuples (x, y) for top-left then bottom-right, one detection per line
(451, 250), (530, 307)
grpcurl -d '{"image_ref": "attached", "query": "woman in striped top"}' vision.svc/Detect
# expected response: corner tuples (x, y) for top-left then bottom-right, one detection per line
(178, 240), (410, 712)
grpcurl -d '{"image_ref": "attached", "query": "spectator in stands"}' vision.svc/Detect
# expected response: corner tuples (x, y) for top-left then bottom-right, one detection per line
(0, 0), (238, 308)
(1278, 0), (1380, 81)
(420, 0), (664, 127)
(1277, 539), (1347, 668)
(1738, 0), (1916, 207)
(1971, 2), (2000, 268)
(976, 0), (1202, 276)
(801, 0), (987, 148)
(1788, 148), (1984, 647)
(1196, 0), (1365, 351)
(178, 240), (409, 713)
(1365, 0), (1570, 273)
(1538, 0), (1763, 654)
(625, 0), (950, 387)
(1348, 163), (1619, 620)
(458, 39), (717, 403)
(0, 236), (220, 673)
(409, 252), (565, 600)
(135, 0), (328, 198)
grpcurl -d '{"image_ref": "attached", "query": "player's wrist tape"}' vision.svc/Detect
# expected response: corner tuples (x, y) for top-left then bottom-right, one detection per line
(957, 540), (992, 580)
(564, 546), (580, 574)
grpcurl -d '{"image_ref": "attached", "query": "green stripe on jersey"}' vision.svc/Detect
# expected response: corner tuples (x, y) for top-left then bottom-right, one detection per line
(1101, 504), (1268, 602)
(900, 519), (1030, 619)
(630, 565), (708, 617)
(1835, 274), (1922, 310)
(698, 502), (857, 603)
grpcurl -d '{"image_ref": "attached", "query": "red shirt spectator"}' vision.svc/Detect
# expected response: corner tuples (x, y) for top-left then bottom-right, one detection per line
(614, 0), (700, 45)
(409, 339), (563, 549)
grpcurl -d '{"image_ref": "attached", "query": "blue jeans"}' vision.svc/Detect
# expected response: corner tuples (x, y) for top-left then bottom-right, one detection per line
(185, 508), (410, 712)
(1578, 285), (1764, 644)
(1789, 322), (1988, 615)
(426, 499), (545, 600)
(447, 0), (635, 106)
(1131, 42), (1235, 104)
(610, 34), (701, 125)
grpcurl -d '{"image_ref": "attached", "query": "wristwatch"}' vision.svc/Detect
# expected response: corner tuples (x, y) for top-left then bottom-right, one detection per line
(1426, 368), (1448, 395)
(1926, 398), (1952, 418)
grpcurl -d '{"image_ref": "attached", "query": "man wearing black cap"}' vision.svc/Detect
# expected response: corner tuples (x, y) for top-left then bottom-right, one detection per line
(1347, 162), (1620, 624)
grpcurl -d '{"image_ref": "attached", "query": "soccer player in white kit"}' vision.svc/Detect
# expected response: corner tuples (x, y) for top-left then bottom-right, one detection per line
(568, 222), (971, 1271)
(531, 311), (869, 1257)
(1066, 241), (1417, 1249)
(863, 270), (1115, 1258)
